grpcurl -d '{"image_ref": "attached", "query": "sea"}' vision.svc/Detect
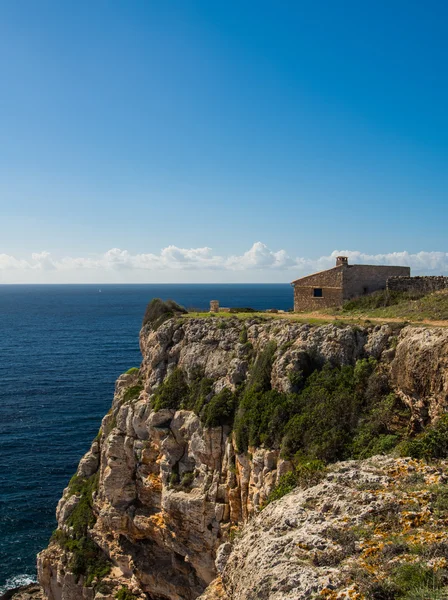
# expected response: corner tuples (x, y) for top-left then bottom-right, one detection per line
(0, 284), (292, 592)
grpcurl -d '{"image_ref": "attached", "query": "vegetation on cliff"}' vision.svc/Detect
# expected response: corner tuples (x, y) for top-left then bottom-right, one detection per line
(51, 473), (111, 586)
(337, 289), (448, 321)
(38, 315), (448, 600)
(142, 298), (187, 330)
(151, 345), (414, 469)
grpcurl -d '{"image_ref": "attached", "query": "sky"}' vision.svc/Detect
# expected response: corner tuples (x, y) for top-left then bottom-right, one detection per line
(0, 0), (447, 283)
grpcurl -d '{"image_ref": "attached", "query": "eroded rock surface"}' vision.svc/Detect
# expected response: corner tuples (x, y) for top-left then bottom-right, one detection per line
(36, 318), (448, 599)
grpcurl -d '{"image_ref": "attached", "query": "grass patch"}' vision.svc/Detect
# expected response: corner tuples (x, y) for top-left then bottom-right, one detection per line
(125, 367), (139, 375)
(338, 289), (448, 321)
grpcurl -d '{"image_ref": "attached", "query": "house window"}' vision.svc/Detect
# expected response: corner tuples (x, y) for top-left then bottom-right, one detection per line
(313, 288), (323, 298)
(363, 286), (368, 295)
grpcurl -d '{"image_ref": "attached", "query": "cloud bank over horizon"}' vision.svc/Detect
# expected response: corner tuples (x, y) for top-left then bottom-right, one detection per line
(1, 243), (448, 284)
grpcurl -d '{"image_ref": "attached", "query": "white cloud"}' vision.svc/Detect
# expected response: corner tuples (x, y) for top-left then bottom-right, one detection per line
(1, 243), (448, 283)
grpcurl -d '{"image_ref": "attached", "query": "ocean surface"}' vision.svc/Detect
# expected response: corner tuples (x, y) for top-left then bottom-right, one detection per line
(0, 284), (292, 591)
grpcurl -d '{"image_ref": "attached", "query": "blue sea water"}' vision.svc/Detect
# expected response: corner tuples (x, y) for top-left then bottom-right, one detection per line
(0, 284), (292, 591)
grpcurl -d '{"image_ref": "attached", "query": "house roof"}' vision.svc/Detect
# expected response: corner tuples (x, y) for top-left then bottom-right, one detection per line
(291, 264), (343, 285)
(291, 263), (410, 285)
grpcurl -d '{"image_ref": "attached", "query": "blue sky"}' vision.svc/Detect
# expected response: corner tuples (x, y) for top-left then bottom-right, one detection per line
(1, 1), (447, 282)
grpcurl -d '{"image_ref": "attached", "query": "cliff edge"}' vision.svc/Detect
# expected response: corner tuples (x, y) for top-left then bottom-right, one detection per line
(33, 314), (448, 599)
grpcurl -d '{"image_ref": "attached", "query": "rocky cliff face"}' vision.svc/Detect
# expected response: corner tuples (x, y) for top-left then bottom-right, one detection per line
(36, 317), (448, 600)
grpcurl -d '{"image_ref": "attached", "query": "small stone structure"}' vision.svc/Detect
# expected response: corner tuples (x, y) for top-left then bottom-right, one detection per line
(209, 300), (230, 313)
(291, 257), (410, 311)
(210, 300), (220, 313)
(387, 276), (448, 294)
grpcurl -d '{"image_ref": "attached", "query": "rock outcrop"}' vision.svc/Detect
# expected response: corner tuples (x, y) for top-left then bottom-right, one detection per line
(35, 317), (448, 600)
(208, 456), (448, 599)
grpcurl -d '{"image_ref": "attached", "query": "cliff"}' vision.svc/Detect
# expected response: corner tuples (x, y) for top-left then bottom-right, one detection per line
(33, 315), (448, 600)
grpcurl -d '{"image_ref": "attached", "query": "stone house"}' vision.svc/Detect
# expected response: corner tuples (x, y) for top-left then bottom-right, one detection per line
(291, 256), (410, 311)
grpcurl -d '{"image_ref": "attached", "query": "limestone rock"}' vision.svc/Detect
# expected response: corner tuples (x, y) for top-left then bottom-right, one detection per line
(36, 317), (448, 600)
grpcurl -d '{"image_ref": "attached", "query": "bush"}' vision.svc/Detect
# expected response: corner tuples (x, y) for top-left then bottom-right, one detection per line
(169, 471), (179, 486)
(342, 290), (425, 312)
(279, 341), (294, 354)
(202, 388), (238, 428)
(239, 327), (248, 344)
(68, 536), (111, 585)
(53, 473), (111, 586)
(295, 459), (327, 486)
(351, 392), (409, 458)
(123, 384), (143, 404)
(281, 363), (367, 461)
(400, 416), (448, 460)
(247, 341), (277, 393)
(234, 389), (293, 452)
(229, 307), (256, 313)
(65, 474), (99, 538)
(182, 370), (213, 414)
(152, 368), (189, 411)
(431, 485), (448, 516)
(142, 298), (187, 329)
(180, 471), (195, 488)
(125, 367), (139, 375)
(115, 586), (138, 600)
(264, 472), (298, 505)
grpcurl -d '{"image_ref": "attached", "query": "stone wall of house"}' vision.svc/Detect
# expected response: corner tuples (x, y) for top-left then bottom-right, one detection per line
(293, 266), (343, 311)
(343, 265), (410, 300)
(387, 276), (448, 293)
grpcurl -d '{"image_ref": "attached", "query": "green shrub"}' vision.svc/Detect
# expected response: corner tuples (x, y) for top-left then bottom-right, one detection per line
(115, 586), (138, 600)
(351, 392), (409, 458)
(342, 290), (424, 312)
(66, 473), (99, 537)
(295, 459), (327, 486)
(288, 369), (306, 392)
(400, 416), (448, 460)
(279, 341), (294, 354)
(234, 389), (292, 452)
(239, 327), (248, 344)
(152, 368), (189, 411)
(142, 298), (187, 329)
(180, 471), (195, 488)
(247, 341), (277, 393)
(69, 536), (111, 585)
(169, 471), (179, 486)
(202, 388), (238, 428)
(264, 472), (298, 505)
(54, 473), (111, 586)
(125, 367), (139, 375)
(123, 384), (143, 404)
(281, 363), (367, 461)
(431, 485), (448, 516)
(229, 307), (256, 313)
(182, 369), (213, 414)
(241, 341), (253, 355)
(403, 587), (448, 600)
